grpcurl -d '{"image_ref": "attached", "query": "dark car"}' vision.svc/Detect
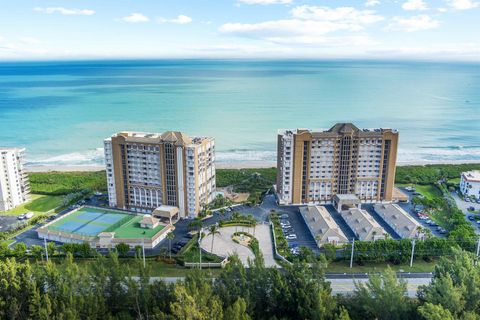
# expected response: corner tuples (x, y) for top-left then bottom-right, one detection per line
(468, 216), (475, 221)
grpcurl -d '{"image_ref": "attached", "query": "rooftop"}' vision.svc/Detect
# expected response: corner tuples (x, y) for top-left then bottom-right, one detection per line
(462, 170), (480, 182)
(278, 123), (398, 136)
(106, 131), (212, 146)
(300, 206), (348, 244)
(373, 203), (421, 238)
(341, 208), (386, 240)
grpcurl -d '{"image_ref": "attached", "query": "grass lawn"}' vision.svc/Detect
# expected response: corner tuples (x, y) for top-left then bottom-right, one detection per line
(38, 258), (221, 277)
(113, 216), (165, 239)
(396, 183), (442, 201)
(1, 194), (64, 216)
(327, 259), (437, 273)
(448, 178), (461, 185)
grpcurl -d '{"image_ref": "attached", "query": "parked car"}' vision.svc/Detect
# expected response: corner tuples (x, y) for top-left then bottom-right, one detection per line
(465, 198), (471, 202)
(439, 228), (447, 234)
(412, 192), (421, 196)
(468, 206), (475, 211)
(286, 234), (297, 240)
(468, 215), (475, 221)
(280, 214), (289, 219)
(24, 212), (34, 220)
(17, 214), (25, 220)
(476, 199), (480, 204)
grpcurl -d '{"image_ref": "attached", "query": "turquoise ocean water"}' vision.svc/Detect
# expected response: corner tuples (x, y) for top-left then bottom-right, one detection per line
(0, 60), (479, 166)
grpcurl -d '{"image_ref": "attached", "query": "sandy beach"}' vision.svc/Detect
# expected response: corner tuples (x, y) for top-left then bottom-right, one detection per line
(25, 159), (480, 173)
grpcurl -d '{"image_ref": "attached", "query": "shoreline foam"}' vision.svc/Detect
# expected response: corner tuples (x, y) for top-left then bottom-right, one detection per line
(25, 159), (480, 173)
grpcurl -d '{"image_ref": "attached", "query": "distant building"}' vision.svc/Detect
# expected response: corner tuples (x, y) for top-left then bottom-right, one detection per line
(0, 148), (30, 211)
(104, 131), (215, 218)
(300, 205), (348, 246)
(276, 123), (398, 206)
(373, 203), (422, 239)
(340, 208), (386, 241)
(460, 170), (480, 199)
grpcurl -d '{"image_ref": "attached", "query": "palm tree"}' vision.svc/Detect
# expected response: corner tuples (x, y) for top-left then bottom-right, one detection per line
(208, 224), (221, 253)
(166, 232), (175, 260)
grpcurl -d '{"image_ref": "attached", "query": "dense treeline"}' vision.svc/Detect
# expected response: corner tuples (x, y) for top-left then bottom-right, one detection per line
(28, 171), (107, 195)
(0, 248), (479, 319)
(395, 163), (480, 185)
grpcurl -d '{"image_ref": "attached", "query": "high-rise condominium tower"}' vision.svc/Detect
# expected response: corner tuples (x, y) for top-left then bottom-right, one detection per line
(276, 123), (398, 205)
(104, 131), (215, 218)
(0, 148), (30, 211)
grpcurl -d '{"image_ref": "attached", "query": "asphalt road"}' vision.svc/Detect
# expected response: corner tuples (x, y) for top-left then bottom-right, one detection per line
(146, 274), (432, 297)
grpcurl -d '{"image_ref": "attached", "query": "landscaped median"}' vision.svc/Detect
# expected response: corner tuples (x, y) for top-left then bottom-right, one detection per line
(176, 233), (226, 268)
(269, 212), (291, 262)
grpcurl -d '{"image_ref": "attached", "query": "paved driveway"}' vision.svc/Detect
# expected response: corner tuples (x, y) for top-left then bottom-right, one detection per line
(200, 225), (278, 267)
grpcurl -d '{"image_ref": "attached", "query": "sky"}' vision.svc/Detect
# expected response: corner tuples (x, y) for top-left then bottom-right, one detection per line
(0, 0), (479, 61)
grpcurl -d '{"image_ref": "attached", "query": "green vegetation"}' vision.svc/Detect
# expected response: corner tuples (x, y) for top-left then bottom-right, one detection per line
(1, 248), (479, 319)
(1, 194), (63, 216)
(176, 234), (224, 264)
(219, 211), (256, 227)
(327, 259), (437, 273)
(28, 171), (107, 195)
(395, 163), (480, 185)
(216, 167), (276, 204)
(270, 211), (291, 259)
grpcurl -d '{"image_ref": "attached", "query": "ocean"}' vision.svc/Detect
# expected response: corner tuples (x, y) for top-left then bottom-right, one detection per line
(0, 59), (479, 166)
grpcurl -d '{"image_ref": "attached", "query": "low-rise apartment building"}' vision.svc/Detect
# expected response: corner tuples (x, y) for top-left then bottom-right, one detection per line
(340, 208), (386, 241)
(300, 205), (349, 246)
(374, 203), (422, 239)
(460, 170), (480, 199)
(276, 123), (398, 206)
(0, 148), (30, 211)
(104, 131), (215, 218)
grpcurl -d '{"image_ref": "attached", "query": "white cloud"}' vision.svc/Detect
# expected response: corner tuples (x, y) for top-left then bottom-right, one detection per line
(402, 0), (429, 11)
(237, 0), (293, 4)
(171, 15), (193, 24)
(446, 0), (479, 10)
(158, 15), (193, 24)
(365, 0), (381, 7)
(386, 15), (440, 32)
(122, 13), (149, 23)
(34, 7), (95, 16)
(220, 6), (383, 46)
(290, 6), (384, 24)
(20, 37), (41, 45)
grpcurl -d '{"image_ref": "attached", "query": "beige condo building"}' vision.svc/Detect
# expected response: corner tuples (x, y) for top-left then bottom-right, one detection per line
(104, 131), (215, 218)
(276, 123), (398, 206)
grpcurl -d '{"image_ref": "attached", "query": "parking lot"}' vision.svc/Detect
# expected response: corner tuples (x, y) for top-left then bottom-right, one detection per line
(451, 192), (480, 234)
(397, 188), (446, 237)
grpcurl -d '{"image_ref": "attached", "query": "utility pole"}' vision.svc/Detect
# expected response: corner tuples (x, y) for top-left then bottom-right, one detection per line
(43, 236), (49, 262)
(142, 238), (146, 268)
(410, 239), (416, 268)
(198, 227), (203, 269)
(350, 238), (355, 269)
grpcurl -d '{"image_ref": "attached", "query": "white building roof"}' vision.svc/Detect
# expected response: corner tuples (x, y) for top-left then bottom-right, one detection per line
(374, 203), (421, 239)
(462, 170), (480, 183)
(341, 208), (386, 241)
(300, 206), (348, 245)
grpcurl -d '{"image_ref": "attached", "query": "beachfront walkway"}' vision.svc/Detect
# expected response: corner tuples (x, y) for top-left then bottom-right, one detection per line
(200, 225), (278, 267)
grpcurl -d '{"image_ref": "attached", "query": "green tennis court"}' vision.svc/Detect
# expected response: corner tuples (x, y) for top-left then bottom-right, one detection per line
(47, 207), (164, 239)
